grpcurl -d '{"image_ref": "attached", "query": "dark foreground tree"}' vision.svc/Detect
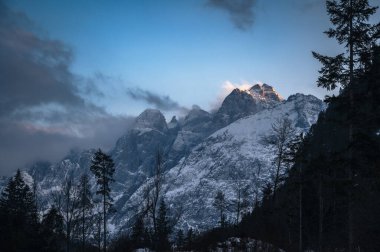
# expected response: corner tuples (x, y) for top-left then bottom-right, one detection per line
(235, 46), (380, 252)
(313, 1), (379, 251)
(155, 199), (171, 251)
(213, 190), (228, 228)
(76, 174), (93, 252)
(284, 133), (307, 252)
(41, 206), (65, 252)
(130, 214), (145, 249)
(312, 0), (379, 91)
(0, 170), (40, 251)
(90, 149), (115, 252)
(175, 229), (184, 249)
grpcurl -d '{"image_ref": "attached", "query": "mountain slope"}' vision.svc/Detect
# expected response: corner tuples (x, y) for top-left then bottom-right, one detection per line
(0, 84), (325, 237)
(114, 93), (325, 232)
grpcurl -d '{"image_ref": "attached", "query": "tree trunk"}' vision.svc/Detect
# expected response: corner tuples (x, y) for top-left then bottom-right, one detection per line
(220, 209), (223, 227)
(98, 214), (101, 252)
(152, 209), (157, 234)
(66, 192), (70, 252)
(348, 1), (354, 251)
(103, 189), (107, 252)
(319, 173), (323, 252)
(273, 151), (282, 201)
(236, 189), (241, 224)
(254, 163), (262, 208)
(82, 207), (85, 252)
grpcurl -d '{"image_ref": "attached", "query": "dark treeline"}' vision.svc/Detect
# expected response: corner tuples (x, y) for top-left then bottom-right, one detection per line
(240, 45), (380, 251)
(0, 149), (115, 252)
(187, 44), (380, 252)
(0, 169), (91, 252)
(189, 0), (380, 251)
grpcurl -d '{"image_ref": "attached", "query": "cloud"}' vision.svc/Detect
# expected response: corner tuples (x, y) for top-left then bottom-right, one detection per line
(221, 80), (252, 94)
(206, 0), (257, 31)
(127, 87), (187, 112)
(0, 116), (135, 175)
(294, 0), (321, 11)
(0, 1), (133, 175)
(210, 80), (256, 110)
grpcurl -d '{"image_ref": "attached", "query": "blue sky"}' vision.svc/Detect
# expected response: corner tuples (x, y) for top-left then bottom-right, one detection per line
(7, 0), (346, 115)
(1, 0), (379, 174)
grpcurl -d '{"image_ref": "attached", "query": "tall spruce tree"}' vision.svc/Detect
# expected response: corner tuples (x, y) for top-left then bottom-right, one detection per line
(312, 0), (379, 91)
(41, 206), (65, 252)
(76, 174), (93, 252)
(90, 149), (115, 252)
(0, 170), (39, 251)
(213, 190), (228, 228)
(284, 133), (306, 252)
(131, 214), (145, 249)
(313, 1), (379, 251)
(155, 199), (171, 251)
(176, 229), (184, 249)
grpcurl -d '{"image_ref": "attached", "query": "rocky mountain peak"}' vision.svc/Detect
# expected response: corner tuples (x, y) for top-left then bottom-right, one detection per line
(134, 109), (167, 132)
(248, 83), (283, 103)
(169, 116), (178, 125)
(182, 106), (212, 132)
(214, 84), (283, 129)
(168, 116), (180, 130)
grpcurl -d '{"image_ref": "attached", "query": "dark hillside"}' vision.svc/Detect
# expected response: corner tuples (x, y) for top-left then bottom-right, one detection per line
(239, 46), (380, 251)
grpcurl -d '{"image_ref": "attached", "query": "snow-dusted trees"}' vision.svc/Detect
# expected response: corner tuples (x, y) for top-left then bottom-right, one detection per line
(61, 175), (78, 252)
(138, 148), (174, 251)
(232, 184), (250, 224)
(229, 161), (250, 224)
(142, 148), (164, 234)
(264, 117), (295, 200)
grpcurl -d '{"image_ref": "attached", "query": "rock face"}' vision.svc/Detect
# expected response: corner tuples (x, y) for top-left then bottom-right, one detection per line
(134, 109), (168, 132)
(3, 84), (325, 235)
(249, 83), (283, 104)
(214, 84), (283, 129)
(115, 93), (325, 232)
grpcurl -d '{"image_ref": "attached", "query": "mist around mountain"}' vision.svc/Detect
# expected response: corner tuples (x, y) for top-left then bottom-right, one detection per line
(18, 83), (295, 219)
(0, 82), (325, 250)
(1, 55), (379, 250)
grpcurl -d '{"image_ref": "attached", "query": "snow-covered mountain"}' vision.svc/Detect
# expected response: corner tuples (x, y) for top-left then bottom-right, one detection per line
(113, 93), (325, 232)
(1, 84), (325, 235)
(213, 84), (283, 129)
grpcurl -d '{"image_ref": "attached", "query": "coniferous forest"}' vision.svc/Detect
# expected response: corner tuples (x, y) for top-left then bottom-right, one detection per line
(1, 0), (380, 251)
